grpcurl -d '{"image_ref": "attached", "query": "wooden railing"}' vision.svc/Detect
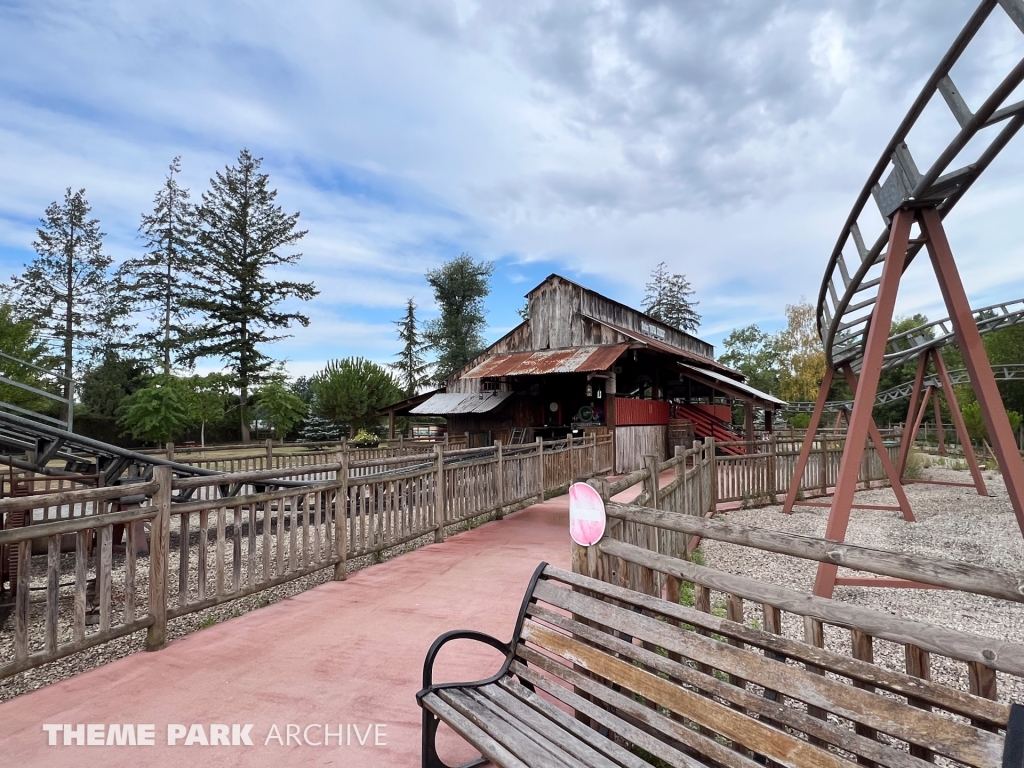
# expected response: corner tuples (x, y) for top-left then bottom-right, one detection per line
(0, 434), (613, 681)
(715, 434), (900, 505)
(0, 479), (167, 679)
(573, 494), (1024, 726)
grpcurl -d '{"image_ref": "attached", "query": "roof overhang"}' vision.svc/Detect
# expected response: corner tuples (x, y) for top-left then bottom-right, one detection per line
(461, 344), (630, 378)
(376, 388), (444, 417)
(409, 390), (515, 416)
(678, 363), (788, 409)
(583, 315), (739, 377)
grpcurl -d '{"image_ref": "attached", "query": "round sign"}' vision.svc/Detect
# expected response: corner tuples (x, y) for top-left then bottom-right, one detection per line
(568, 482), (607, 547)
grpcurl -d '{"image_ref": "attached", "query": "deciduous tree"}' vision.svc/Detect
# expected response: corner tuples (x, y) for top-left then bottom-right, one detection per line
(118, 375), (191, 445)
(424, 254), (493, 383)
(254, 380), (307, 440)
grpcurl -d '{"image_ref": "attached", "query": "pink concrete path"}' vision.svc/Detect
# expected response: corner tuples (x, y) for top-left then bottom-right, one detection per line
(0, 496), (575, 767)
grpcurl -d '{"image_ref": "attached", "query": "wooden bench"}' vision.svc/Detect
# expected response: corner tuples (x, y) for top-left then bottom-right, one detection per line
(417, 562), (1024, 768)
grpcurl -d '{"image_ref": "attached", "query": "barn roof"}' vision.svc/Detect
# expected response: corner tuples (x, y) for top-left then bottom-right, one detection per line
(460, 344), (631, 378)
(584, 315), (739, 377)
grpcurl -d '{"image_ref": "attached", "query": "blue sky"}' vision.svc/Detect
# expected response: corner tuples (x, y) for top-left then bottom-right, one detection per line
(2, 1), (1024, 379)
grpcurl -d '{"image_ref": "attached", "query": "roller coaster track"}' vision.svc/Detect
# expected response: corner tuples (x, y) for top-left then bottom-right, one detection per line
(784, 363), (1024, 413)
(819, 0), (1024, 371)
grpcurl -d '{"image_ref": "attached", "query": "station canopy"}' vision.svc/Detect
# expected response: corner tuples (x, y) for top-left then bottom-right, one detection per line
(409, 390), (515, 416)
(678, 363), (787, 409)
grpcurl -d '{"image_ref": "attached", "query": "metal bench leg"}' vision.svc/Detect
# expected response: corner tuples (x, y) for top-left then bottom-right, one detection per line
(423, 709), (488, 768)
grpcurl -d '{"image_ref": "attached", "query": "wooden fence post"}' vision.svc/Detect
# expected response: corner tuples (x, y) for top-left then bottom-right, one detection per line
(495, 440), (505, 521)
(165, 442), (174, 462)
(536, 437), (545, 504)
(266, 438), (273, 469)
(434, 444), (446, 543)
(706, 435), (718, 512)
(146, 466), (172, 651)
(333, 453), (349, 580)
(644, 454), (659, 510)
(768, 433), (778, 502)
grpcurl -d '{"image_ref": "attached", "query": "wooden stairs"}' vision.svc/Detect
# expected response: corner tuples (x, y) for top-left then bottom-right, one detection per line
(672, 404), (746, 455)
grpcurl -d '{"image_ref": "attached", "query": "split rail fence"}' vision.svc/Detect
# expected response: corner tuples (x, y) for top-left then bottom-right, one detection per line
(571, 472), (1024, 759)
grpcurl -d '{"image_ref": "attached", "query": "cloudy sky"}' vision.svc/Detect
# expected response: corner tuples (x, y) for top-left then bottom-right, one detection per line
(1, 0), (1023, 378)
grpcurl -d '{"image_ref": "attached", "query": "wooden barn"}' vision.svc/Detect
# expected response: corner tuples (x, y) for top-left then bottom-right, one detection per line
(384, 274), (785, 472)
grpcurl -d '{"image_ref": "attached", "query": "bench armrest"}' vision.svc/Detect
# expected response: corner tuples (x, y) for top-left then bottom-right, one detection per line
(417, 630), (512, 697)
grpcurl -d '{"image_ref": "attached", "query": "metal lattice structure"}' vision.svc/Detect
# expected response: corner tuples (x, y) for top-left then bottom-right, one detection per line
(787, 0), (1024, 598)
(784, 363), (1024, 413)
(820, 1), (1024, 372)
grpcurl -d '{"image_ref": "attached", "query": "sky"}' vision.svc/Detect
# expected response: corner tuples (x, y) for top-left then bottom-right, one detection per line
(2, 0), (1024, 379)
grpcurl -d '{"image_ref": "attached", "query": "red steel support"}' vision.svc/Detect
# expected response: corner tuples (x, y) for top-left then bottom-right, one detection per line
(840, 364), (914, 522)
(931, 350), (987, 496)
(896, 353), (930, 477)
(782, 366), (834, 515)
(813, 208), (913, 598)
(920, 208), (1024, 533)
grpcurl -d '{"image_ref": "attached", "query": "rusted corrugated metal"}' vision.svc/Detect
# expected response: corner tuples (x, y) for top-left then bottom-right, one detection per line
(409, 391), (514, 415)
(461, 344), (629, 378)
(615, 398), (670, 426)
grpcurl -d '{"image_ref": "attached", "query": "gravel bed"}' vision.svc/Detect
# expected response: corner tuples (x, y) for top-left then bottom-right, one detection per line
(700, 460), (1024, 707)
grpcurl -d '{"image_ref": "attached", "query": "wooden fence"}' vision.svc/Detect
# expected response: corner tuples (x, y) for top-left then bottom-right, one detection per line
(0, 434), (612, 680)
(571, 495), (1024, 738)
(715, 434), (901, 505)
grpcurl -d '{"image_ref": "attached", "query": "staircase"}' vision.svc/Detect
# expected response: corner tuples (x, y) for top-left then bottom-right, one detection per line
(673, 404), (746, 456)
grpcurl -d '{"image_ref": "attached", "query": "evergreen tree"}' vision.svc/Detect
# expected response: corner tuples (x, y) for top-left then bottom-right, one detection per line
(299, 412), (341, 443)
(4, 188), (127, 392)
(643, 262), (701, 332)
(424, 254), (494, 383)
(392, 298), (430, 397)
(117, 157), (198, 374)
(311, 357), (401, 437)
(184, 149), (318, 443)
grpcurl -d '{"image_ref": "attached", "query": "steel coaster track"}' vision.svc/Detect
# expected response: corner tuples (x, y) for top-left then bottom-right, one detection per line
(0, 410), (314, 491)
(819, 0), (1024, 371)
(783, 363), (1024, 413)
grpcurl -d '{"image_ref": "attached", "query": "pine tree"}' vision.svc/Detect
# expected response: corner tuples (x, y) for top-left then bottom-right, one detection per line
(392, 298), (430, 397)
(4, 188), (127, 395)
(184, 149), (318, 443)
(117, 157), (198, 374)
(299, 412), (341, 443)
(643, 262), (701, 332)
(424, 254), (494, 383)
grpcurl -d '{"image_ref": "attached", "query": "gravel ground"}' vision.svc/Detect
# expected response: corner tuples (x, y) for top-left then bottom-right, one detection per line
(701, 459), (1024, 707)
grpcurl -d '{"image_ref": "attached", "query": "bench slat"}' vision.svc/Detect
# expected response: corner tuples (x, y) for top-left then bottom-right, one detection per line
(539, 567), (1010, 727)
(468, 687), (623, 768)
(511, 656), (733, 768)
(525, 603), (931, 768)
(495, 677), (654, 768)
(438, 688), (580, 768)
(420, 692), (529, 768)
(529, 580), (1004, 767)
(522, 620), (858, 768)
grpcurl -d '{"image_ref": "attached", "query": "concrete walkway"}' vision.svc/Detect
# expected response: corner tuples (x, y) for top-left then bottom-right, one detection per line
(0, 496), (575, 766)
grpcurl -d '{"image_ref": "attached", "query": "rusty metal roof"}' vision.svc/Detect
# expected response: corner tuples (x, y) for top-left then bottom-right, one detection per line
(679, 363), (788, 408)
(460, 344), (630, 378)
(409, 390), (515, 415)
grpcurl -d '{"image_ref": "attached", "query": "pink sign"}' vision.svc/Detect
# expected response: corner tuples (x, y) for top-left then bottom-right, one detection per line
(568, 482), (606, 546)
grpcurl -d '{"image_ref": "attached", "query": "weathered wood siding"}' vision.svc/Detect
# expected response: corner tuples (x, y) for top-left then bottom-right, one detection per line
(615, 425), (667, 472)
(446, 274), (716, 392)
